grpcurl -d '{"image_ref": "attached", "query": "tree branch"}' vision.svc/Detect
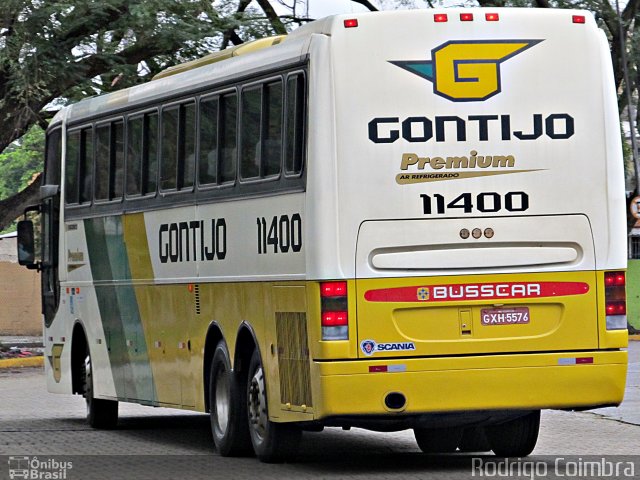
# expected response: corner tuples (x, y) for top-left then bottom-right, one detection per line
(0, 173), (42, 232)
(256, 0), (288, 34)
(350, 0), (378, 11)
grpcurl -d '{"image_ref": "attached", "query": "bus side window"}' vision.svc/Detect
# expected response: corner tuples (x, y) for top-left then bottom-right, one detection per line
(285, 73), (306, 176)
(219, 92), (238, 184)
(263, 80), (283, 178)
(145, 112), (159, 195)
(199, 97), (219, 186)
(181, 102), (196, 190)
(113, 120), (124, 199)
(79, 127), (93, 204)
(95, 124), (110, 201)
(161, 106), (179, 190)
(126, 116), (143, 196)
(65, 130), (80, 204)
(240, 86), (262, 180)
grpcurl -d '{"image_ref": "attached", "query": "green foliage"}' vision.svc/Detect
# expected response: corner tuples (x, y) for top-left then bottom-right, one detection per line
(0, 125), (44, 200)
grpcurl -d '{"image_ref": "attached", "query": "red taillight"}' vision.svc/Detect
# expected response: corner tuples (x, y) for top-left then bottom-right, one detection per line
(344, 19), (358, 28)
(434, 13), (448, 23)
(485, 13), (499, 21)
(321, 281), (349, 340)
(321, 281), (347, 297)
(604, 271), (626, 330)
(572, 15), (586, 24)
(460, 13), (473, 22)
(322, 311), (348, 326)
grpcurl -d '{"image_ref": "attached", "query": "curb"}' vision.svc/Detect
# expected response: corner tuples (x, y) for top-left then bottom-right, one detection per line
(0, 356), (44, 369)
(630, 334), (640, 341)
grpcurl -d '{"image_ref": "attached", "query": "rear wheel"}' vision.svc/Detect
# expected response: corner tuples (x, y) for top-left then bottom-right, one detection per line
(486, 411), (540, 457)
(247, 349), (301, 463)
(209, 341), (252, 456)
(458, 427), (491, 453)
(82, 349), (118, 429)
(414, 427), (463, 453)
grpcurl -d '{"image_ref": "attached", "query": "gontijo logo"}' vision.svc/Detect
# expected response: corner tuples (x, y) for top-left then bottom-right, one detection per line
(390, 40), (542, 102)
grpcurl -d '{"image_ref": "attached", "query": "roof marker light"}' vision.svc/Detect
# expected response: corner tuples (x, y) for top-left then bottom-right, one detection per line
(344, 19), (358, 28)
(485, 13), (499, 21)
(460, 13), (473, 22)
(572, 15), (586, 24)
(434, 13), (448, 23)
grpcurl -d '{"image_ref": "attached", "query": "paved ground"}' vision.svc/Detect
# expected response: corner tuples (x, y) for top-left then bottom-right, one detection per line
(0, 343), (638, 479)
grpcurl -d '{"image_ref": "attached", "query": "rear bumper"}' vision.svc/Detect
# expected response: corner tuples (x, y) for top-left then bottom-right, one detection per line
(314, 350), (627, 419)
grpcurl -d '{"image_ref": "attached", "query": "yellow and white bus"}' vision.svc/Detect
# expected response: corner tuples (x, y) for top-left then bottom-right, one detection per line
(19, 8), (628, 462)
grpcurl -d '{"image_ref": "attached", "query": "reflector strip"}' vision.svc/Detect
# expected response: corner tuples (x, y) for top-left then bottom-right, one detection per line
(368, 364), (407, 373)
(558, 357), (594, 365)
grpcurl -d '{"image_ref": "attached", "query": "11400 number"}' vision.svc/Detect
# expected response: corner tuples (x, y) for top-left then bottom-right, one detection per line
(257, 214), (302, 254)
(420, 192), (529, 215)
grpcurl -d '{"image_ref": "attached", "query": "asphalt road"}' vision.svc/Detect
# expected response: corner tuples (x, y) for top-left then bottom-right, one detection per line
(0, 342), (638, 480)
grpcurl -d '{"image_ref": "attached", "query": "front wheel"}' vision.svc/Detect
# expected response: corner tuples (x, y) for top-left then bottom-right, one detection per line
(82, 350), (118, 429)
(247, 349), (301, 463)
(486, 411), (540, 457)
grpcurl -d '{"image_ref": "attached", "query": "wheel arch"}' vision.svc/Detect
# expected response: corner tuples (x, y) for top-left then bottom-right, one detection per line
(70, 320), (88, 395)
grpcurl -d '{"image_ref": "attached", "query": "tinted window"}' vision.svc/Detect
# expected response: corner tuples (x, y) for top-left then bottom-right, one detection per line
(95, 124), (110, 200)
(199, 97), (219, 186)
(240, 86), (262, 180)
(219, 93), (237, 184)
(79, 128), (93, 204)
(113, 121), (124, 199)
(285, 74), (306, 175)
(161, 106), (179, 190)
(264, 80), (283, 177)
(127, 116), (143, 196)
(45, 129), (62, 186)
(181, 102), (196, 189)
(145, 113), (159, 194)
(65, 131), (80, 204)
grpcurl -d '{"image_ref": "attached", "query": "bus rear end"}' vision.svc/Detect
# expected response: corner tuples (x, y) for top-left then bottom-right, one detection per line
(304, 9), (627, 454)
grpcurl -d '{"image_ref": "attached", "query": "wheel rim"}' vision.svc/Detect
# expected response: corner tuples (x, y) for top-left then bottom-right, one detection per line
(248, 365), (267, 444)
(214, 366), (230, 434)
(83, 354), (92, 415)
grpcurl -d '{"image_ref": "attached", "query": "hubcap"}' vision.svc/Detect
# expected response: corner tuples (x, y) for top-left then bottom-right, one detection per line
(248, 366), (267, 443)
(214, 368), (230, 434)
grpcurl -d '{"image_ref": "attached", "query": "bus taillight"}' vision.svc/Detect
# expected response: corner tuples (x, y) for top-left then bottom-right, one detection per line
(604, 271), (626, 330)
(321, 281), (349, 340)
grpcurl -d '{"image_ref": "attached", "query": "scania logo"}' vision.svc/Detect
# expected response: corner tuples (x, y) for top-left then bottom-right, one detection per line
(361, 340), (376, 356)
(390, 39), (542, 102)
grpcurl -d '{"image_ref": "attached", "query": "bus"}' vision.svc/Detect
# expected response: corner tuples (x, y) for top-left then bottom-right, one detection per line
(17, 8), (628, 462)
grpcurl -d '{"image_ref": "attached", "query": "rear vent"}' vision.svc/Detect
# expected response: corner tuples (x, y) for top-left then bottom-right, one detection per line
(276, 312), (312, 407)
(194, 284), (201, 315)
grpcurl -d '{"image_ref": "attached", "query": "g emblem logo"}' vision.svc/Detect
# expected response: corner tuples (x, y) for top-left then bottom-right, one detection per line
(391, 40), (542, 102)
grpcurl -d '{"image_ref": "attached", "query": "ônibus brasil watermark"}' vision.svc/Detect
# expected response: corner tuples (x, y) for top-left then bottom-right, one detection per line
(472, 457), (635, 479)
(7, 456), (72, 480)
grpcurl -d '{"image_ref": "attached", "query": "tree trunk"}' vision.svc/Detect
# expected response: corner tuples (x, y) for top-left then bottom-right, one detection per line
(0, 172), (42, 232)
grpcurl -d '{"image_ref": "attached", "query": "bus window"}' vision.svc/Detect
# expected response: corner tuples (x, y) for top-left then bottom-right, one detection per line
(144, 112), (159, 195)
(127, 116), (143, 196)
(79, 128), (93, 204)
(285, 73), (305, 175)
(241, 86), (262, 180)
(161, 106), (179, 190)
(113, 120), (124, 199)
(65, 130), (80, 204)
(95, 124), (110, 200)
(199, 97), (219, 186)
(219, 93), (238, 184)
(263, 80), (283, 177)
(181, 102), (196, 190)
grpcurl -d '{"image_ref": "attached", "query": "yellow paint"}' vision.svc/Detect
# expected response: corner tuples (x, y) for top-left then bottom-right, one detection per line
(316, 350), (627, 418)
(0, 356), (44, 369)
(153, 36), (287, 80)
(434, 41), (535, 100)
(123, 213), (154, 281)
(356, 271), (599, 358)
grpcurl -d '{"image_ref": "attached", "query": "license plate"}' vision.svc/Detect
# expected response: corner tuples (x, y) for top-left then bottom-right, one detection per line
(480, 307), (530, 326)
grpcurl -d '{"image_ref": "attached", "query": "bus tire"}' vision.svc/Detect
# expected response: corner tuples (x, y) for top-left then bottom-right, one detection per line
(247, 349), (301, 463)
(82, 350), (118, 429)
(414, 427), (462, 453)
(209, 341), (252, 456)
(458, 427), (491, 452)
(486, 411), (540, 457)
